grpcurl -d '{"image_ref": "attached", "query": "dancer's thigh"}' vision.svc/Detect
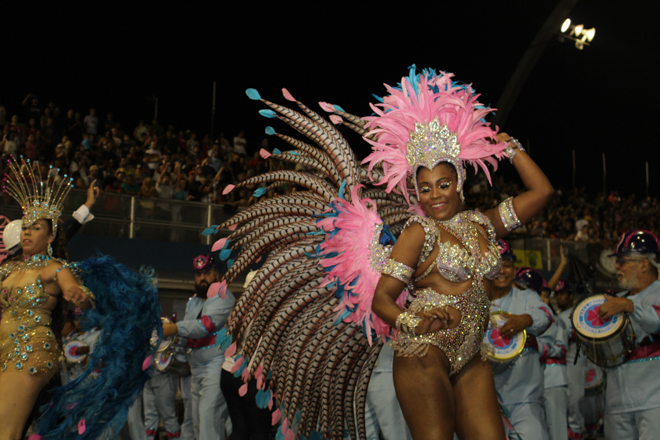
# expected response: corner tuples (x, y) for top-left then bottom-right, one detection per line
(0, 372), (48, 440)
(452, 355), (506, 440)
(393, 345), (454, 440)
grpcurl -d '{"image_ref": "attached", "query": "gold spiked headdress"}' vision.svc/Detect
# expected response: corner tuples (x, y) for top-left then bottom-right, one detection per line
(2, 157), (73, 234)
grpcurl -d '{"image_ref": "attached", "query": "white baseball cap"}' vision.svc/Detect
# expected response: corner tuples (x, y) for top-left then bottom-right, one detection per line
(2, 219), (23, 251)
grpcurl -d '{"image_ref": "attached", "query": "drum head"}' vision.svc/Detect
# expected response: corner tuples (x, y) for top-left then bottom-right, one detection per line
(155, 352), (173, 372)
(64, 340), (88, 363)
(585, 361), (604, 390)
(573, 294), (624, 338)
(484, 311), (527, 362)
(150, 317), (174, 352)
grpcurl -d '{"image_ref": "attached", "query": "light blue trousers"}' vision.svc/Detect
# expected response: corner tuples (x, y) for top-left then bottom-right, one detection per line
(605, 407), (660, 440)
(179, 375), (195, 440)
(190, 356), (229, 440)
(363, 371), (412, 440)
(503, 402), (550, 440)
(543, 386), (568, 440)
(143, 372), (180, 437)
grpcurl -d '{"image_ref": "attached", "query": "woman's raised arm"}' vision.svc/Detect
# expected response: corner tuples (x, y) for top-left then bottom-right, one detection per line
(486, 133), (554, 238)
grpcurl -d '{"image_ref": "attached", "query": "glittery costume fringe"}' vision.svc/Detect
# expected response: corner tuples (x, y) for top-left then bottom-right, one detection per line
(392, 285), (491, 376)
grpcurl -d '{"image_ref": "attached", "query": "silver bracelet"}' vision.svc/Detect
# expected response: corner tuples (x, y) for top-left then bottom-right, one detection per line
(504, 138), (525, 164)
(396, 312), (421, 335)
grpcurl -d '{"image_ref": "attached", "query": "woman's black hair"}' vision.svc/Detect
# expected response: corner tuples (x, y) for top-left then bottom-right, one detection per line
(415, 161), (458, 179)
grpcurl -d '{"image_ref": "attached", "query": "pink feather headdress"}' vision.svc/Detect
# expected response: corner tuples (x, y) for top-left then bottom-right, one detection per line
(362, 67), (509, 202)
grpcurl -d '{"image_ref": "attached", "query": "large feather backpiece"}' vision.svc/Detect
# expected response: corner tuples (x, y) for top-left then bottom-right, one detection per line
(212, 87), (413, 440)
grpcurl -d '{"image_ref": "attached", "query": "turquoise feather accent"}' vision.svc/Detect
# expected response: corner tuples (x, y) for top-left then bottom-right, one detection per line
(246, 88), (261, 100)
(259, 109), (277, 118)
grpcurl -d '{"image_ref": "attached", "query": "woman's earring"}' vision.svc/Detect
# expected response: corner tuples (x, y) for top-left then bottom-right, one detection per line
(48, 243), (53, 257)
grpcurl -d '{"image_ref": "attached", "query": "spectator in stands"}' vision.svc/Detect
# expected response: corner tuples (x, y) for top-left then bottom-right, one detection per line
(574, 224), (589, 242)
(68, 111), (84, 145)
(4, 115), (23, 142)
(233, 130), (247, 156)
(140, 177), (158, 199)
(22, 93), (41, 121)
(38, 118), (58, 157)
(173, 177), (189, 201)
(23, 118), (39, 141)
(121, 173), (140, 196)
(103, 113), (116, 133)
(24, 134), (39, 161)
(151, 119), (164, 137)
(156, 168), (176, 199)
(134, 120), (149, 143)
(186, 132), (199, 152)
(248, 151), (264, 169)
(84, 108), (99, 135)
(39, 107), (52, 128)
(1, 132), (18, 157)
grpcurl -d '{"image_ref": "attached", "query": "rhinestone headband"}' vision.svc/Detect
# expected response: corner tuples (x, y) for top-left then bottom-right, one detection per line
(2, 156), (73, 233)
(406, 116), (466, 196)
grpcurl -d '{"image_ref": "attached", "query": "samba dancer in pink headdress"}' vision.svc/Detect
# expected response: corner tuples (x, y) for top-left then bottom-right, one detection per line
(211, 66), (553, 440)
(368, 68), (554, 439)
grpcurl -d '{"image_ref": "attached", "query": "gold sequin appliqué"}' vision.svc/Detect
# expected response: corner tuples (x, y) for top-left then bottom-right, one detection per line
(0, 277), (59, 376)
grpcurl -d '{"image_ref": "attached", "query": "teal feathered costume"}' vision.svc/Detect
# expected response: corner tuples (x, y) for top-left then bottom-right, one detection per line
(35, 255), (162, 439)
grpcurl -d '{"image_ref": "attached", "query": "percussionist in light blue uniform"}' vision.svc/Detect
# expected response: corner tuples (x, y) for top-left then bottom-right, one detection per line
(597, 230), (660, 440)
(516, 268), (568, 440)
(491, 240), (552, 440)
(163, 253), (235, 440)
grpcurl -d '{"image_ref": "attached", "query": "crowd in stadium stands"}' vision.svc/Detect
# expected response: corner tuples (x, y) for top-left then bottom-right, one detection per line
(2, 94), (659, 245)
(466, 172), (660, 247)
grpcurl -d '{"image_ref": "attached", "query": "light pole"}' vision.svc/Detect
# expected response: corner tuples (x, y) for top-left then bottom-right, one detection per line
(559, 18), (596, 50)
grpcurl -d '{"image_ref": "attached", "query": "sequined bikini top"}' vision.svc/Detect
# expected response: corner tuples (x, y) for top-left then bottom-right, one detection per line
(405, 211), (502, 284)
(0, 276), (51, 310)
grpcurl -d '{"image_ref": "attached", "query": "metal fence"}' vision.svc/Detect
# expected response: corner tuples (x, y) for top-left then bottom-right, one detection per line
(0, 189), (234, 244)
(1, 191), (618, 290)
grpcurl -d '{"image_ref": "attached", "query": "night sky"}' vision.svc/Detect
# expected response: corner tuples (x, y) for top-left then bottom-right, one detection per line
(4, 0), (659, 197)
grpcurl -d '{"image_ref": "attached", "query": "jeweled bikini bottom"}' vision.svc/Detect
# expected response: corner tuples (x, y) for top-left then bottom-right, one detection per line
(391, 284), (490, 376)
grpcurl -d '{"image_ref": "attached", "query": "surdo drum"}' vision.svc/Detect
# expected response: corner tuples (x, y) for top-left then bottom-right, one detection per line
(572, 294), (636, 368)
(150, 317), (174, 352)
(154, 351), (190, 376)
(484, 311), (527, 374)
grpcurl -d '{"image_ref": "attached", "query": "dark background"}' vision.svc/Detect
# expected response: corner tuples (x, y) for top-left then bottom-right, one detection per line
(3, 0), (658, 197)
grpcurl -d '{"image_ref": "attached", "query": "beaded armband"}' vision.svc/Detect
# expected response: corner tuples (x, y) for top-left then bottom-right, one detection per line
(498, 197), (521, 232)
(396, 312), (421, 335)
(380, 258), (414, 284)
